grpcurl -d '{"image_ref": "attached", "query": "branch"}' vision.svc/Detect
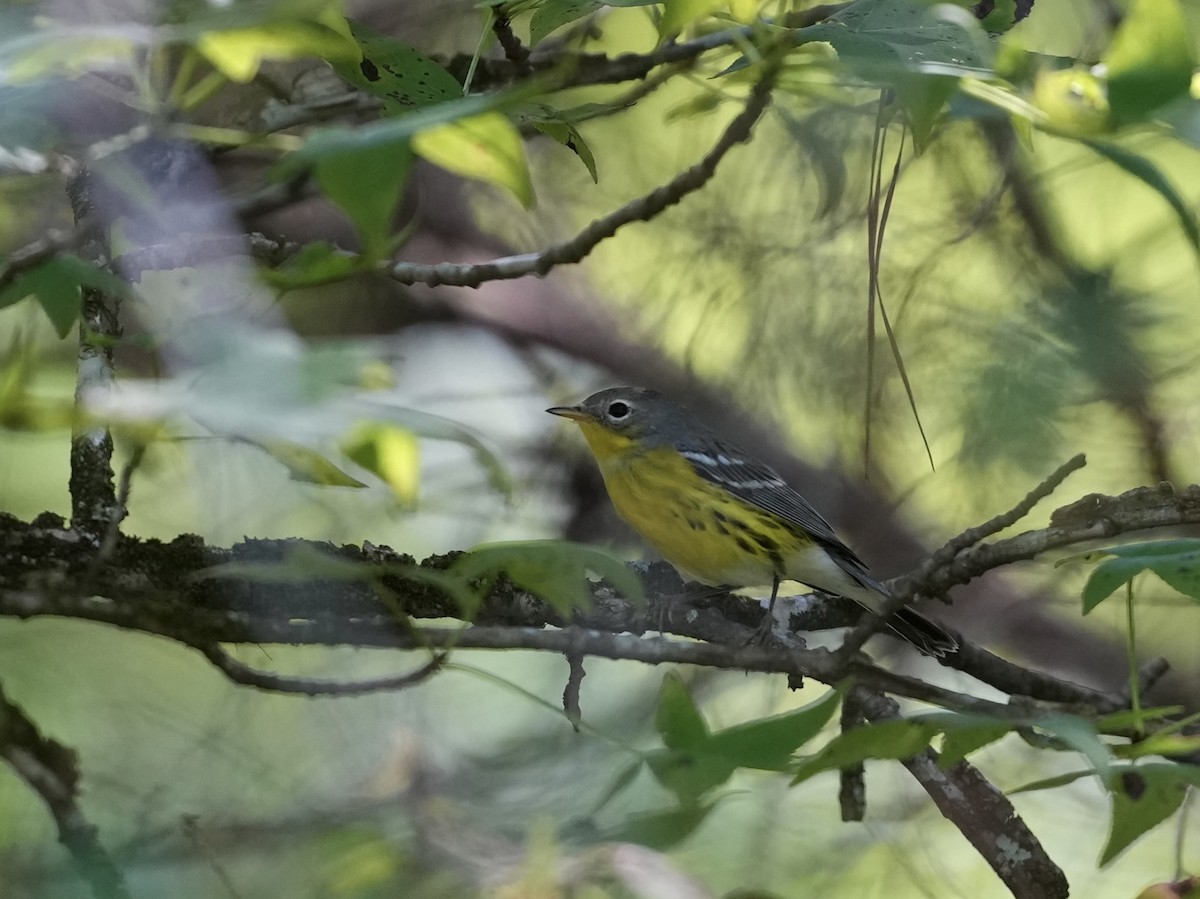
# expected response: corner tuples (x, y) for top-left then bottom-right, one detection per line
(838, 453), (1087, 658)
(0, 680), (131, 899)
(387, 57), (782, 288)
(5, 483), (1193, 716)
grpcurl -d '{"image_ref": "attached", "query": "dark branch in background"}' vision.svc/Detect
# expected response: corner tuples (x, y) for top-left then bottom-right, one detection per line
(389, 56), (782, 287)
(491, 12), (533, 78)
(0, 681), (131, 899)
(856, 689), (1069, 899)
(838, 686), (868, 822)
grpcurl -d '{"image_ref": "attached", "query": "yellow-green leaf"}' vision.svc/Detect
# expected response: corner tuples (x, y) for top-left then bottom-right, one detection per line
(412, 112), (535, 207)
(197, 10), (358, 82)
(255, 439), (368, 487)
(342, 422), (420, 505)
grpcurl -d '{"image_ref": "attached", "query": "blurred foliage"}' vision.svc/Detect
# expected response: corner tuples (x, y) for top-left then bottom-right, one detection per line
(1, 0), (1200, 896)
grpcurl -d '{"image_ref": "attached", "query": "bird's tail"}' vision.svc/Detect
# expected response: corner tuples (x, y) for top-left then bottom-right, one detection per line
(885, 607), (959, 658)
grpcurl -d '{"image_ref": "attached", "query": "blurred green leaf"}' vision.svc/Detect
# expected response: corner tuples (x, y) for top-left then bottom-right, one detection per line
(263, 241), (365, 290)
(0, 255), (129, 338)
(330, 22), (462, 112)
(1078, 139), (1200, 259)
(655, 672), (709, 750)
(1102, 0), (1195, 125)
(277, 88), (529, 175)
(660, 0), (724, 38)
(938, 723), (1011, 768)
(1079, 539), (1200, 613)
(0, 26), (136, 83)
(412, 112), (536, 208)
(357, 403), (511, 498)
(645, 746), (738, 803)
(1031, 67), (1111, 135)
(1101, 763), (1200, 866)
(704, 689), (841, 770)
(312, 141), (413, 258)
(530, 0), (604, 45)
(607, 800), (717, 850)
(453, 540), (643, 614)
(797, 0), (992, 76)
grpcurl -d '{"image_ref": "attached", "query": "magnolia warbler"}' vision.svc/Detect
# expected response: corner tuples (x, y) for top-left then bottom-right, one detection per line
(548, 387), (957, 657)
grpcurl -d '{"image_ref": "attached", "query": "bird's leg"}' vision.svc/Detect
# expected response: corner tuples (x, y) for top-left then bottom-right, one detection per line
(747, 574), (782, 644)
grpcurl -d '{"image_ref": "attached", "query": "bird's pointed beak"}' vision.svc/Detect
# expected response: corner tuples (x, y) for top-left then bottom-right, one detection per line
(546, 404), (591, 421)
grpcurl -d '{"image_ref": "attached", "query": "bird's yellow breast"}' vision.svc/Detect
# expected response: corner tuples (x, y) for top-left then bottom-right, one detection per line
(575, 422), (792, 586)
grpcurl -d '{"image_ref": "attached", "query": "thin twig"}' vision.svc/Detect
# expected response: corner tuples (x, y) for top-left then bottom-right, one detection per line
(387, 57), (782, 287)
(198, 644), (446, 696)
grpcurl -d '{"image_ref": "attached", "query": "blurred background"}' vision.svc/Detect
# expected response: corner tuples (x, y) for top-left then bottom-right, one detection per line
(1, 0), (1199, 896)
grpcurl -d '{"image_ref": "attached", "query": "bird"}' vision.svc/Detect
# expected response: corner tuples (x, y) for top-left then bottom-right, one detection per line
(547, 387), (957, 657)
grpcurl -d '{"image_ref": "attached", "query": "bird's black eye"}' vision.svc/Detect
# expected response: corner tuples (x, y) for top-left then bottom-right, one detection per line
(607, 401), (631, 420)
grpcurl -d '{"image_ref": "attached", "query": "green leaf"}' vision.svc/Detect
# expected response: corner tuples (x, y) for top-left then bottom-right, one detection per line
(791, 719), (939, 784)
(704, 689), (841, 770)
(1101, 764), (1199, 866)
(330, 22), (462, 112)
(892, 72), (958, 152)
(412, 112), (535, 208)
(655, 672), (710, 750)
(452, 540), (644, 614)
(340, 422), (420, 505)
(527, 115), (599, 182)
(1036, 714), (1114, 781)
(0, 255), (128, 338)
(1080, 539), (1200, 612)
(1102, 0), (1195, 125)
(312, 141), (413, 258)
(1078, 139), (1200, 259)
(530, 0), (604, 45)
(263, 241), (365, 290)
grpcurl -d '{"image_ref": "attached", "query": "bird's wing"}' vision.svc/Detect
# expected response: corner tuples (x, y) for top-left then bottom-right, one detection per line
(681, 436), (887, 595)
